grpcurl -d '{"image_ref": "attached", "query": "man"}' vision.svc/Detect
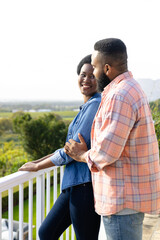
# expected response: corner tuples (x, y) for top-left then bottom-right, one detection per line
(64, 38), (160, 240)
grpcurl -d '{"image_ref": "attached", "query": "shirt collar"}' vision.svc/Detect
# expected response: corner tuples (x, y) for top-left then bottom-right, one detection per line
(102, 71), (133, 96)
(80, 92), (101, 110)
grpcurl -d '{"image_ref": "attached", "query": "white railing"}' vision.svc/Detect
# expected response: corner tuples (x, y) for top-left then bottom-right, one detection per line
(0, 167), (105, 240)
(0, 166), (75, 240)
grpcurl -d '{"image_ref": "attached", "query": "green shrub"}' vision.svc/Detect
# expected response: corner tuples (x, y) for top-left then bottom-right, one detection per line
(0, 141), (31, 177)
(13, 113), (68, 159)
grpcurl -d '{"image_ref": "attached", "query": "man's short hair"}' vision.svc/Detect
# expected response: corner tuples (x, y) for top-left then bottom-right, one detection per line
(94, 38), (128, 67)
(77, 54), (91, 75)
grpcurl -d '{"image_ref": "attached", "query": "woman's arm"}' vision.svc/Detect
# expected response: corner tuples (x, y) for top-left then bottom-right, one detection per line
(19, 157), (55, 172)
(32, 153), (54, 163)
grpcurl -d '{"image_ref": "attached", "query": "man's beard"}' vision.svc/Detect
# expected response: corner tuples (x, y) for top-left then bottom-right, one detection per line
(97, 72), (111, 92)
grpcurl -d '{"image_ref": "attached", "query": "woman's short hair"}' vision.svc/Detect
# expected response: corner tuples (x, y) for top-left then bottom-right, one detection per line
(77, 54), (91, 75)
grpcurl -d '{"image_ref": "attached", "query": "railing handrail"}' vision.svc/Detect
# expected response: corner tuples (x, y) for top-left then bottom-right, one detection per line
(0, 166), (58, 193)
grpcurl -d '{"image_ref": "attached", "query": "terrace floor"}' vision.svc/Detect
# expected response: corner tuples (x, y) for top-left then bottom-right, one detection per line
(143, 214), (160, 240)
(99, 214), (160, 240)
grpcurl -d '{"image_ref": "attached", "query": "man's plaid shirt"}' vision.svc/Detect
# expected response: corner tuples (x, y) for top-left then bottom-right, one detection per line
(86, 71), (160, 215)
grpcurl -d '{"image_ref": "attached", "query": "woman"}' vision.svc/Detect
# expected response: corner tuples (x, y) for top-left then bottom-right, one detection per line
(19, 55), (101, 240)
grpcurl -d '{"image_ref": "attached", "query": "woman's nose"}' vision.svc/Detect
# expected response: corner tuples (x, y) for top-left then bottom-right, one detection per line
(83, 76), (90, 82)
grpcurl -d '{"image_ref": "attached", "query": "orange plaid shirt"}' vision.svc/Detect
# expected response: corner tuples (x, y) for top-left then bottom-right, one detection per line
(86, 71), (160, 215)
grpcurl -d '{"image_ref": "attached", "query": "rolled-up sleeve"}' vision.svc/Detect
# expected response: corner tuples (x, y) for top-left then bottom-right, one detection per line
(50, 149), (65, 166)
(50, 147), (77, 166)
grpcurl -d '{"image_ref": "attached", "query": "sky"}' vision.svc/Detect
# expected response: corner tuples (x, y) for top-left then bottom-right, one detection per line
(0, 0), (160, 102)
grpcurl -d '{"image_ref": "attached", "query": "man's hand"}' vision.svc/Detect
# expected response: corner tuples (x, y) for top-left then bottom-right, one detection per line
(64, 133), (88, 163)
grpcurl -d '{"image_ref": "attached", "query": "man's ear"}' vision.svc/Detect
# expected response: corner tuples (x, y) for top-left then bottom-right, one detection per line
(104, 64), (111, 75)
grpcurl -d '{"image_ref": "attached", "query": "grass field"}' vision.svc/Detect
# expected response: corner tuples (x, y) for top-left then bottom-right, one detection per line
(0, 111), (78, 121)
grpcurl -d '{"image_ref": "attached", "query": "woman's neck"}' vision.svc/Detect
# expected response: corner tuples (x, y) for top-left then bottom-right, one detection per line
(83, 94), (95, 103)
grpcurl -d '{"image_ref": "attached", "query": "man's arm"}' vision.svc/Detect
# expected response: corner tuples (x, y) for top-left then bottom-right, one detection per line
(64, 133), (99, 171)
(64, 133), (88, 162)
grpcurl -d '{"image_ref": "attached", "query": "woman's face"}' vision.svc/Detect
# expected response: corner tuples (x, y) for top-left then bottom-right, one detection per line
(78, 63), (97, 100)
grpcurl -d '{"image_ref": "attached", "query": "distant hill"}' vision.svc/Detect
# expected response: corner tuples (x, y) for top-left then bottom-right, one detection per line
(136, 78), (160, 102)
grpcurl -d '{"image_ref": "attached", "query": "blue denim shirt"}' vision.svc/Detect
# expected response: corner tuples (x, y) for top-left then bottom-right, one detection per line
(50, 93), (101, 190)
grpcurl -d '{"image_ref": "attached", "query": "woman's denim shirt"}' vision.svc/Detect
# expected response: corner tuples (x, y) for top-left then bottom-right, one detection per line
(50, 93), (101, 190)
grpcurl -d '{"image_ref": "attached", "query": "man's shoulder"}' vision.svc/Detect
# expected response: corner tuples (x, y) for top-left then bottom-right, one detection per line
(115, 78), (146, 100)
(102, 77), (147, 107)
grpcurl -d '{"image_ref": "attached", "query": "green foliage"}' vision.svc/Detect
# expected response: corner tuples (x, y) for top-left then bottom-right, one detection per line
(0, 129), (3, 136)
(0, 141), (30, 177)
(150, 99), (160, 112)
(13, 113), (68, 159)
(0, 133), (19, 144)
(0, 118), (13, 136)
(152, 115), (160, 152)
(150, 100), (160, 152)
(12, 111), (32, 133)
(0, 118), (12, 131)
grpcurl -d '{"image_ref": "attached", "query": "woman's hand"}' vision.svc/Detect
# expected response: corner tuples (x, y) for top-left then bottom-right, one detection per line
(19, 162), (39, 172)
(19, 157), (55, 172)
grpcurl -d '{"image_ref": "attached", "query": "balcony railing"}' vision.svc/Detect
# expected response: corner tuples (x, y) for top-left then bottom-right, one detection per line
(0, 166), (105, 240)
(0, 166), (75, 240)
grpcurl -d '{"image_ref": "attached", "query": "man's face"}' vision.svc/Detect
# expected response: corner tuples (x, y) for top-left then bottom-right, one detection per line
(91, 51), (111, 92)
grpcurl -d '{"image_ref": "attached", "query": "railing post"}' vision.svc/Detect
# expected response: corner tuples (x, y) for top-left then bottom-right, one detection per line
(36, 174), (44, 240)
(42, 174), (45, 221)
(8, 188), (13, 240)
(0, 193), (2, 240)
(19, 183), (24, 240)
(71, 225), (75, 240)
(54, 168), (57, 203)
(29, 179), (33, 240)
(60, 167), (64, 192)
(66, 228), (69, 240)
(46, 172), (50, 215)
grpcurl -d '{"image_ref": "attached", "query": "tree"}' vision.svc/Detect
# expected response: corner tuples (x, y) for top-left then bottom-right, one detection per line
(12, 111), (32, 133)
(13, 113), (68, 159)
